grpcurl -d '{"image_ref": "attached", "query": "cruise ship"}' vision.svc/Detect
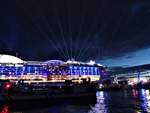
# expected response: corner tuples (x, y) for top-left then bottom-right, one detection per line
(0, 54), (107, 82)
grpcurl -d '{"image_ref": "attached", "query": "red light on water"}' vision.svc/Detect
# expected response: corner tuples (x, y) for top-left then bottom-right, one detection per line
(5, 84), (11, 89)
(132, 89), (137, 98)
(4, 83), (11, 90)
(1, 105), (9, 113)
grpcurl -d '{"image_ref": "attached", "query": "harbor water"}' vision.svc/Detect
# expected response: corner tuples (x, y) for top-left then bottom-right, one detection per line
(1, 89), (150, 113)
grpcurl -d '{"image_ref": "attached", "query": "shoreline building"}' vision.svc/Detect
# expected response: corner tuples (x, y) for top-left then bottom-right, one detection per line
(0, 54), (106, 82)
(108, 64), (150, 85)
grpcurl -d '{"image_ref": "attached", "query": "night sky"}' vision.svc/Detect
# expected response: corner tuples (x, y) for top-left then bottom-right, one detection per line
(0, 0), (150, 67)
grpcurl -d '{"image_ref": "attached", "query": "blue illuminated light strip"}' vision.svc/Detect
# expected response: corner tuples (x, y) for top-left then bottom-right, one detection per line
(0, 63), (103, 79)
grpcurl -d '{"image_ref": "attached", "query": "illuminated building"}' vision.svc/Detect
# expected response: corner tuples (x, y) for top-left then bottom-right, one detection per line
(0, 54), (106, 82)
(109, 64), (150, 85)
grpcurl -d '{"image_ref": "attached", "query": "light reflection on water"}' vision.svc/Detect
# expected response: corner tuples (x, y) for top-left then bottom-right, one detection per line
(88, 91), (108, 113)
(138, 89), (150, 112)
(89, 89), (150, 113)
(1, 89), (150, 113)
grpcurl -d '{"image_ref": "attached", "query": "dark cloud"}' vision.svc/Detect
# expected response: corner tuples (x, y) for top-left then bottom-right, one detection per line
(0, 0), (150, 62)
